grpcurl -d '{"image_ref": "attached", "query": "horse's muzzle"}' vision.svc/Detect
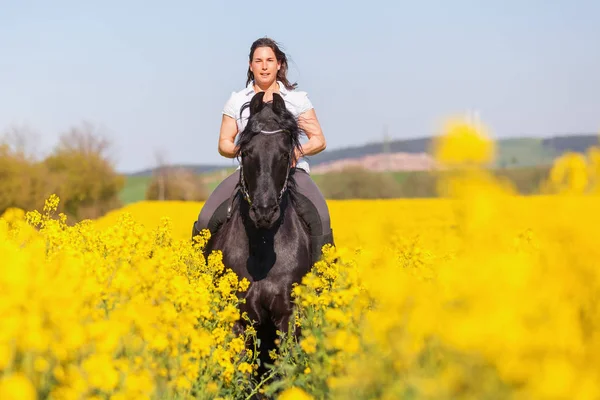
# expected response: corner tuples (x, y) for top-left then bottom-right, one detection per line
(249, 204), (281, 229)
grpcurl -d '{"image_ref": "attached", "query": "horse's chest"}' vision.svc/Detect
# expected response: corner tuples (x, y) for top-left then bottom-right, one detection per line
(225, 235), (309, 282)
(215, 220), (310, 284)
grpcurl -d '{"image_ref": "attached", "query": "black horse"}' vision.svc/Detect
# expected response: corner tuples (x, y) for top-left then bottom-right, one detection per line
(195, 92), (313, 375)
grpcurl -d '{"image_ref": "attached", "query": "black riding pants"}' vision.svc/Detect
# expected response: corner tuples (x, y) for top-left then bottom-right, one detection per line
(194, 168), (331, 237)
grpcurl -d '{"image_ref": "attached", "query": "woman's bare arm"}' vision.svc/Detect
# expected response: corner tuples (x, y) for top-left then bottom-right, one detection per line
(218, 115), (239, 158)
(296, 108), (326, 160)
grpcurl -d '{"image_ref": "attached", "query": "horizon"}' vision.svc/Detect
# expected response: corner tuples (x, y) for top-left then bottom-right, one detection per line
(2, 1), (599, 173)
(126, 131), (599, 176)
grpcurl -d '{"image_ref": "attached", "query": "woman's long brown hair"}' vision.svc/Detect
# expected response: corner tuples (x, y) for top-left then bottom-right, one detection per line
(246, 38), (297, 91)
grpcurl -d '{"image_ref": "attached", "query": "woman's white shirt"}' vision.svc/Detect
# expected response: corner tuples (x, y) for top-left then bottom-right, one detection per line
(222, 81), (313, 173)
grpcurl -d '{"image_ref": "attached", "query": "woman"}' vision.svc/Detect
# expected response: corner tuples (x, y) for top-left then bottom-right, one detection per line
(194, 37), (334, 264)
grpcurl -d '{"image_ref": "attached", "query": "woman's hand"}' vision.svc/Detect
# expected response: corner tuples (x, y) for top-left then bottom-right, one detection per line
(297, 109), (326, 156)
(292, 147), (304, 166)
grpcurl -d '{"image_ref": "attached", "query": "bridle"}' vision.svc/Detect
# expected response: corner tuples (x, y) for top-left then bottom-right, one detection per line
(226, 128), (294, 219)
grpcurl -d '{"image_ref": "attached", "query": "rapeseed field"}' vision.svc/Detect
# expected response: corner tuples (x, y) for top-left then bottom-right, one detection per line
(1, 119), (600, 399)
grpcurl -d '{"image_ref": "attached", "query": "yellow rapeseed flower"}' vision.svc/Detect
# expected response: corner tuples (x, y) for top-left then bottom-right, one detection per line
(238, 362), (253, 374)
(278, 387), (314, 400)
(0, 373), (37, 400)
(432, 117), (495, 166)
(299, 335), (317, 354)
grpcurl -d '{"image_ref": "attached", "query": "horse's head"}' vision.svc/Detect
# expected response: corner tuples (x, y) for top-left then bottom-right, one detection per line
(235, 92), (303, 230)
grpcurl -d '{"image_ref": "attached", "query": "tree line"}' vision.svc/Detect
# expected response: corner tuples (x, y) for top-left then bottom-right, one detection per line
(0, 122), (124, 222)
(3, 120), (594, 221)
(313, 166), (554, 199)
(0, 122), (213, 221)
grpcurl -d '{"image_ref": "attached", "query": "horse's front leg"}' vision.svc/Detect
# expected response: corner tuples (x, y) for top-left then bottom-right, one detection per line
(233, 291), (250, 336)
(233, 319), (246, 336)
(237, 286), (268, 358)
(271, 291), (299, 339)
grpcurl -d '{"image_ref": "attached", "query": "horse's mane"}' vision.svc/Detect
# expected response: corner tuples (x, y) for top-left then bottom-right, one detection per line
(234, 96), (304, 163)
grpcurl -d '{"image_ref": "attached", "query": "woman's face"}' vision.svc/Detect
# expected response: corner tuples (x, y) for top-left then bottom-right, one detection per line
(250, 46), (280, 87)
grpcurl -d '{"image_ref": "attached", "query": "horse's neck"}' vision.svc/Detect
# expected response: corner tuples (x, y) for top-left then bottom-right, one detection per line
(208, 193), (309, 282)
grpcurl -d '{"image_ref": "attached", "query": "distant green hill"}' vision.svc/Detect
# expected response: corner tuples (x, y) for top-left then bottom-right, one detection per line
(494, 138), (557, 168)
(119, 176), (152, 205)
(305, 134), (598, 168)
(128, 163), (232, 177)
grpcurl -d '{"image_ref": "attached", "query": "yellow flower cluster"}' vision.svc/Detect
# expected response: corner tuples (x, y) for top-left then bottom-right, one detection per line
(0, 195), (257, 399)
(431, 117), (495, 167)
(546, 147), (600, 194)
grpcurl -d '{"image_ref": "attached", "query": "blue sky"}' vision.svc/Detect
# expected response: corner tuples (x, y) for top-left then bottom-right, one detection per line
(1, 0), (599, 172)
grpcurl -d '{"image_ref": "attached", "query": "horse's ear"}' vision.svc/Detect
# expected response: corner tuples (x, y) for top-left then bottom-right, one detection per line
(249, 92), (265, 115)
(272, 93), (286, 115)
